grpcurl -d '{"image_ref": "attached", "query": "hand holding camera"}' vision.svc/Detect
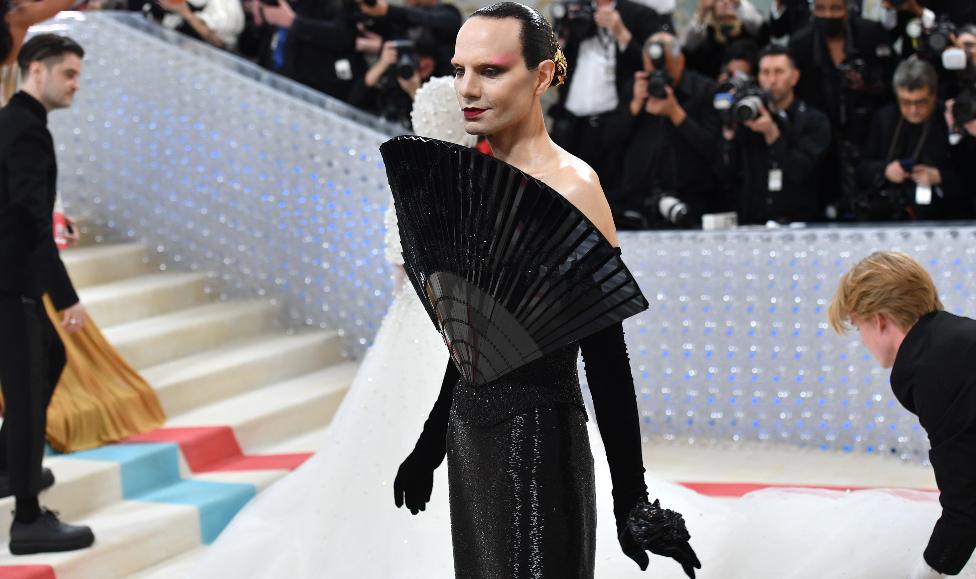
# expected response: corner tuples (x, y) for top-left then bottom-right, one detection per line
(743, 100), (781, 144)
(631, 71), (649, 116)
(885, 160), (910, 184)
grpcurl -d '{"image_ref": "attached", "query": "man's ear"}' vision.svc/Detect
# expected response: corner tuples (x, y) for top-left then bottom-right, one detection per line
(536, 60), (555, 96)
(876, 312), (891, 333)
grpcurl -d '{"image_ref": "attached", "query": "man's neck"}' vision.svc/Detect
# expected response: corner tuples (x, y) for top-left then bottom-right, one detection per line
(487, 108), (557, 177)
(20, 85), (50, 112)
(770, 92), (794, 114)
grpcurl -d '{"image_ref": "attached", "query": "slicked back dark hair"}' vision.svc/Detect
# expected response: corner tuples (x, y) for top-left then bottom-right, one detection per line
(17, 33), (85, 77)
(469, 1), (567, 86)
(758, 44), (797, 70)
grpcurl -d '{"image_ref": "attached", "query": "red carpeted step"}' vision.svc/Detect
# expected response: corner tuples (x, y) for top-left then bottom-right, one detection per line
(0, 565), (57, 579)
(124, 427), (311, 473)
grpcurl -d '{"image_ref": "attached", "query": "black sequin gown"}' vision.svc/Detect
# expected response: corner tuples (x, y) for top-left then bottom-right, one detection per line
(447, 343), (596, 578)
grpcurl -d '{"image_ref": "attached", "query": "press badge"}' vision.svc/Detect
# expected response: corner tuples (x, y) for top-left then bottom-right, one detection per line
(768, 168), (783, 192)
(335, 59), (353, 81)
(916, 183), (932, 206)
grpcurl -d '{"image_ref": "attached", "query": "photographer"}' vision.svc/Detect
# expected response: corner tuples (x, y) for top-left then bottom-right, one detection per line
(856, 58), (959, 220)
(683, 0), (765, 79)
(789, 0), (897, 212)
(250, 0), (366, 101)
(347, 32), (436, 127)
(612, 32), (722, 228)
(947, 90), (976, 217)
(716, 38), (758, 84)
(355, 0), (460, 76)
(548, 0), (672, 193)
(721, 45), (832, 225)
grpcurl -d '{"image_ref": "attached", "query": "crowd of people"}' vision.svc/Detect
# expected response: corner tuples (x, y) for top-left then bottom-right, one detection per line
(139, 0), (976, 229)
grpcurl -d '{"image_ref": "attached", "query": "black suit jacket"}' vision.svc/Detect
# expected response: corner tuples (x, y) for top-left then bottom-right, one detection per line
(554, 0), (672, 112)
(890, 311), (976, 575)
(0, 92), (79, 310)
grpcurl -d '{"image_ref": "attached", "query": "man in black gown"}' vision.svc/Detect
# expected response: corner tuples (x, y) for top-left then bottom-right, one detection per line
(830, 251), (976, 579)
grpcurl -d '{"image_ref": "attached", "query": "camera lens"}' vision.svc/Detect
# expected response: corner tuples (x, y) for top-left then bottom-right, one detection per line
(734, 96), (763, 123)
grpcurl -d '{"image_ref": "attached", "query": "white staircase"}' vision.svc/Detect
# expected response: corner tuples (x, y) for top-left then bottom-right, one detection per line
(0, 238), (358, 579)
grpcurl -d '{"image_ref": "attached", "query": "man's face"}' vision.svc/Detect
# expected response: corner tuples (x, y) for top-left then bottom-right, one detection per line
(33, 54), (82, 110)
(896, 86), (935, 125)
(852, 314), (899, 368)
(758, 54), (798, 104)
(958, 32), (976, 63)
(812, 0), (847, 20)
(724, 58), (752, 80)
(452, 17), (544, 136)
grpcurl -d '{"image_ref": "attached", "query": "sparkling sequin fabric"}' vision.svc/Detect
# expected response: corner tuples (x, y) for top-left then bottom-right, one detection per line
(447, 351), (596, 578)
(452, 343), (585, 427)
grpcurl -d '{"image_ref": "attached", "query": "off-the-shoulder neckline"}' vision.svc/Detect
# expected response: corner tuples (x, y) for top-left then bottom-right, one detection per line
(388, 135), (623, 252)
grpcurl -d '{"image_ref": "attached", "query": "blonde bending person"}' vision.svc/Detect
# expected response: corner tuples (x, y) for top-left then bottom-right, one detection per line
(830, 251), (976, 579)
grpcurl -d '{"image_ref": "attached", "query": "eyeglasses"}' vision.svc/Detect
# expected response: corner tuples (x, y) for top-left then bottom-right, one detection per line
(897, 97), (933, 109)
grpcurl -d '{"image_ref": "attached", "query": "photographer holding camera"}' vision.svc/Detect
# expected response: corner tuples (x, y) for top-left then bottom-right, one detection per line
(790, 0), (896, 214)
(347, 31), (437, 127)
(355, 0), (460, 76)
(548, 0), (672, 193)
(856, 57), (959, 220)
(250, 0), (366, 101)
(612, 32), (722, 228)
(720, 45), (831, 225)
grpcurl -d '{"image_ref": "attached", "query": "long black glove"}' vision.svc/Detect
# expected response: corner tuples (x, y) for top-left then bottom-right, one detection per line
(580, 322), (702, 578)
(393, 359), (460, 515)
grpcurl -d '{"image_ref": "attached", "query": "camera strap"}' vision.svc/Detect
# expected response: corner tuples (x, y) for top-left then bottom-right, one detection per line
(884, 116), (932, 167)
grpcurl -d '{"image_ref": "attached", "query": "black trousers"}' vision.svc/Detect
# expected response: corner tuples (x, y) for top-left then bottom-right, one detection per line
(0, 293), (65, 497)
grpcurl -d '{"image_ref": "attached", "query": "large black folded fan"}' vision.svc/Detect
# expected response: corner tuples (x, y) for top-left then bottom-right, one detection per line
(380, 135), (648, 386)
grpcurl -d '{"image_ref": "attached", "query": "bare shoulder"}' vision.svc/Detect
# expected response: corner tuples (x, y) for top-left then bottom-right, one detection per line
(549, 148), (620, 248)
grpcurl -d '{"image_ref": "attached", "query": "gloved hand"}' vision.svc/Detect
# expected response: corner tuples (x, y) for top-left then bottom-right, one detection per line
(392, 359), (460, 515)
(908, 555), (947, 579)
(580, 320), (703, 578)
(618, 498), (701, 578)
(393, 451), (435, 515)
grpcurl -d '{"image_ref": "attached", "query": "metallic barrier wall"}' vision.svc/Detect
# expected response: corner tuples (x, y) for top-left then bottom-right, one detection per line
(46, 14), (969, 462)
(49, 13), (399, 358)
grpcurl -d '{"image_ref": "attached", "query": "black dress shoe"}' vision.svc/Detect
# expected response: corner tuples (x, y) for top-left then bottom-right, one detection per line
(0, 468), (56, 499)
(9, 508), (95, 555)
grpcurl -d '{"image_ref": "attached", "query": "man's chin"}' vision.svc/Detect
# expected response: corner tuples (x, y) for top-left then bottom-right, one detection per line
(463, 120), (489, 136)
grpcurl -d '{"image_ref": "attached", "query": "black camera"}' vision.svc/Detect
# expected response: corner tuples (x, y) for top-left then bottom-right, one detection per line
(387, 39), (417, 80)
(645, 42), (672, 99)
(714, 74), (768, 124)
(551, 0), (597, 39)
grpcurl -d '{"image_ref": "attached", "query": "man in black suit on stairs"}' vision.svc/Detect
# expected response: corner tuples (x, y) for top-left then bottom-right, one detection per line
(0, 33), (95, 555)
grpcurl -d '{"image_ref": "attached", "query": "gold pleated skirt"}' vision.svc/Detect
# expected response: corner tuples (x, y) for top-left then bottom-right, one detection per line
(0, 297), (166, 453)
